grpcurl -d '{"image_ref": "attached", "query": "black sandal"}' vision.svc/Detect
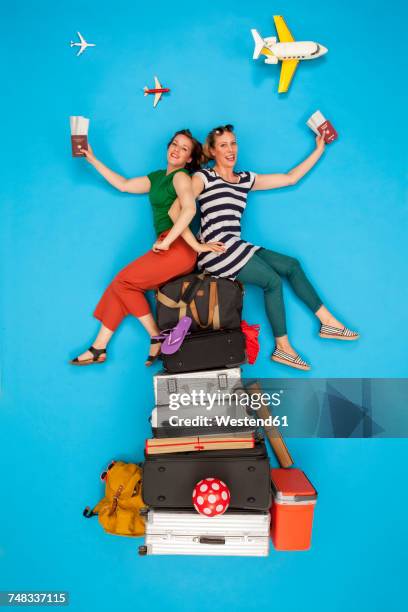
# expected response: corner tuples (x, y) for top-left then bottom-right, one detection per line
(70, 346), (107, 366)
(145, 338), (162, 366)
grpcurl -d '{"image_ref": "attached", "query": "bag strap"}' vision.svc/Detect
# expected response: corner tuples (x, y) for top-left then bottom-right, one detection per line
(179, 282), (189, 321)
(108, 484), (124, 516)
(156, 290), (186, 310)
(156, 274), (206, 309)
(212, 284), (220, 330)
(189, 281), (220, 329)
(157, 275), (220, 330)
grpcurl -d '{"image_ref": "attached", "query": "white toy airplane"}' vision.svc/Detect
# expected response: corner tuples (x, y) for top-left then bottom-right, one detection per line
(70, 32), (96, 56)
(251, 15), (327, 93)
(143, 76), (170, 108)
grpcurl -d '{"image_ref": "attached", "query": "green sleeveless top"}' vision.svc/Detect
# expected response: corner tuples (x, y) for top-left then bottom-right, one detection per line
(147, 168), (190, 236)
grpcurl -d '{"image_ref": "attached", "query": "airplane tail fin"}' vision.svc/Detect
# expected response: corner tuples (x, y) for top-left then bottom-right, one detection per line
(70, 42), (75, 47)
(251, 29), (267, 59)
(144, 86), (148, 96)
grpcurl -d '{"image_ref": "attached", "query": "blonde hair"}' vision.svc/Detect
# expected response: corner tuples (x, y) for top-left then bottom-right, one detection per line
(203, 124), (234, 163)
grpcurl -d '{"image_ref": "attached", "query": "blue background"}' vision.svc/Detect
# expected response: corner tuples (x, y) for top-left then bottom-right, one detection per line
(1, 0), (406, 610)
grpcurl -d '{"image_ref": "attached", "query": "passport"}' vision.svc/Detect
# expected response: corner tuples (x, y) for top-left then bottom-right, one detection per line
(307, 110), (338, 143)
(69, 116), (89, 157)
(71, 134), (88, 157)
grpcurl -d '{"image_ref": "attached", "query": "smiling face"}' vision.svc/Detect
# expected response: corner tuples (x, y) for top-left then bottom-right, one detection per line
(167, 133), (193, 169)
(210, 131), (238, 169)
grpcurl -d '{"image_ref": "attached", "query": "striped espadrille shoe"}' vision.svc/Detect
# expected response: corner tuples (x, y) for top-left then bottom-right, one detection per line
(319, 324), (359, 341)
(271, 348), (311, 371)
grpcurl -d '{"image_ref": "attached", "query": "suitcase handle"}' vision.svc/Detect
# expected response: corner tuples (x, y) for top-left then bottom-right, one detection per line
(198, 536), (226, 545)
(180, 275), (204, 304)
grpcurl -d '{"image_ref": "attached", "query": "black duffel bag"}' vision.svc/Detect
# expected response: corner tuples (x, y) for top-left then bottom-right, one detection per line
(156, 273), (243, 332)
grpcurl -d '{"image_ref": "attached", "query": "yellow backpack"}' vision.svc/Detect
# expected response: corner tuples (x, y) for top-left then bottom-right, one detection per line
(83, 461), (146, 536)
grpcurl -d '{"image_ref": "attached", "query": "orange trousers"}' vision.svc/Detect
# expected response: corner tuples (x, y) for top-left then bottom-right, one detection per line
(94, 232), (196, 331)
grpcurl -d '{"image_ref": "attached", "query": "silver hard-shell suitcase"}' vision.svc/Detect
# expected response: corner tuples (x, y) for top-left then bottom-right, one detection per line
(153, 367), (243, 407)
(139, 510), (270, 557)
(150, 398), (256, 438)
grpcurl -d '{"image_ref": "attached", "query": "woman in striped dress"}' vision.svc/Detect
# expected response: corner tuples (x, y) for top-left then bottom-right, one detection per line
(160, 124), (358, 371)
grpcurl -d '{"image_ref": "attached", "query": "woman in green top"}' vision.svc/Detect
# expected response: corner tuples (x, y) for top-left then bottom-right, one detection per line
(70, 129), (224, 366)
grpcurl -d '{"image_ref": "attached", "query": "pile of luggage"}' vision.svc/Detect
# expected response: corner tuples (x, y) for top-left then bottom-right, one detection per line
(155, 273), (246, 373)
(84, 273), (318, 556)
(141, 367), (272, 556)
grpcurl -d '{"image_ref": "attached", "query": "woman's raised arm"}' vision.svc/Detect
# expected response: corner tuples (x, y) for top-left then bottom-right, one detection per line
(252, 133), (326, 191)
(81, 144), (151, 194)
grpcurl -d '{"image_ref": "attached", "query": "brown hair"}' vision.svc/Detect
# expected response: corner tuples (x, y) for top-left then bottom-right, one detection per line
(167, 129), (204, 173)
(203, 124), (234, 163)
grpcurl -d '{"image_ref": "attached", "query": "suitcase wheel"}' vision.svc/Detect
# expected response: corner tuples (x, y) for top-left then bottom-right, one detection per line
(138, 546), (148, 556)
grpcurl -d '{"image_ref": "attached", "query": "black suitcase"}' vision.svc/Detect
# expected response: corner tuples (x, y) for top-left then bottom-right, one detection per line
(142, 439), (271, 512)
(161, 329), (246, 373)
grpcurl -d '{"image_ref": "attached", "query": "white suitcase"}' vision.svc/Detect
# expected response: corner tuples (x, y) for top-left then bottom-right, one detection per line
(139, 510), (270, 557)
(153, 367), (243, 407)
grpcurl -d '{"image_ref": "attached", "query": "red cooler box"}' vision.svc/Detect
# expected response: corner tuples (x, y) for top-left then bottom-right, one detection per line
(270, 469), (317, 551)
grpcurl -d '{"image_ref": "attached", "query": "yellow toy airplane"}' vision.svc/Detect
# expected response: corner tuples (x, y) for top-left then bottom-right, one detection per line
(251, 15), (328, 93)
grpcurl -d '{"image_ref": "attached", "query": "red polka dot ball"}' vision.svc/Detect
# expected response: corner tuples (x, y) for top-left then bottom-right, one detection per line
(192, 478), (231, 516)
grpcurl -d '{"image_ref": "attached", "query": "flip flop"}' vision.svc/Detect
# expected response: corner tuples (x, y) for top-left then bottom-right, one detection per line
(155, 316), (192, 355)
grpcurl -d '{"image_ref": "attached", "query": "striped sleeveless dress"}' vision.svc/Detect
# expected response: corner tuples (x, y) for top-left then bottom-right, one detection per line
(194, 168), (260, 280)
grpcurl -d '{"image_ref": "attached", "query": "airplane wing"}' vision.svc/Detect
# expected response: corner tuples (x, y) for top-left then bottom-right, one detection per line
(273, 15), (295, 42)
(77, 46), (85, 57)
(278, 59), (299, 93)
(153, 92), (162, 107)
(77, 31), (85, 44)
(154, 76), (162, 89)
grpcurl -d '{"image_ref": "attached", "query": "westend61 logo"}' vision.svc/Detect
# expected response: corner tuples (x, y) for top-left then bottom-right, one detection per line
(168, 390), (282, 411)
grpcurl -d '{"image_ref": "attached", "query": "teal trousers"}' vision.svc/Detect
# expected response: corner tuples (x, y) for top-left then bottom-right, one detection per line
(237, 248), (322, 337)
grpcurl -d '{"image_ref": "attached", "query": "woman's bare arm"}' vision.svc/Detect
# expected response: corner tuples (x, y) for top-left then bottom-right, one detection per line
(155, 175), (225, 253)
(168, 201), (204, 252)
(252, 133), (326, 191)
(81, 144), (150, 194)
(169, 176), (224, 253)
(153, 172), (196, 249)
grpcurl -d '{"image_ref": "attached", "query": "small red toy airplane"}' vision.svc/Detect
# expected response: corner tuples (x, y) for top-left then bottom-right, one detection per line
(144, 76), (170, 107)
